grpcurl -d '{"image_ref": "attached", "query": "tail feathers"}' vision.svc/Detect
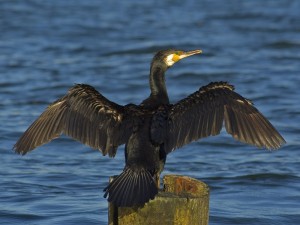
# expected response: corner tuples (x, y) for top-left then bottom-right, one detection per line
(103, 168), (158, 207)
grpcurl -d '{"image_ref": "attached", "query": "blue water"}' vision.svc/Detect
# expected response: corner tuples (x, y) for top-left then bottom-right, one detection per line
(1, 0), (299, 224)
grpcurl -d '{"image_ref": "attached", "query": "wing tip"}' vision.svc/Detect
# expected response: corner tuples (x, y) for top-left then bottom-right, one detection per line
(13, 141), (32, 155)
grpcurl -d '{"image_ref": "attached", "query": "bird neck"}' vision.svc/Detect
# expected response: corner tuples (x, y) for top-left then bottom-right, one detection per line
(148, 65), (169, 104)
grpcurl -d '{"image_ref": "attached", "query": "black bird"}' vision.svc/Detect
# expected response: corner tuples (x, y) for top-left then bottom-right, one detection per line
(14, 49), (285, 207)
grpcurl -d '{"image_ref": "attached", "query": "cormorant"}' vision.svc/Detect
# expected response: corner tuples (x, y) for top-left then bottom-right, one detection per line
(14, 49), (285, 207)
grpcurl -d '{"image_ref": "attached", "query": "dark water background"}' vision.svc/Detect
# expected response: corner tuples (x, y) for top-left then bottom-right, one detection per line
(1, 0), (299, 224)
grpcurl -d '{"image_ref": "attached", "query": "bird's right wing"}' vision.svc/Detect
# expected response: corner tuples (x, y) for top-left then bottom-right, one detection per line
(14, 84), (134, 157)
(165, 82), (286, 153)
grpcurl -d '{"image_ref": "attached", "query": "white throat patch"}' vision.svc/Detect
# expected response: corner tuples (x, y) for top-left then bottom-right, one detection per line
(165, 54), (176, 66)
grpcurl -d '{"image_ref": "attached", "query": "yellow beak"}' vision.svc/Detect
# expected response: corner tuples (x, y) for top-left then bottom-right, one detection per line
(179, 49), (202, 60)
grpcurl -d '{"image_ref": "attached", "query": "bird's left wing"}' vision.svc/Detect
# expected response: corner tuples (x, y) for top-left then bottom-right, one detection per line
(165, 82), (285, 153)
(14, 84), (134, 157)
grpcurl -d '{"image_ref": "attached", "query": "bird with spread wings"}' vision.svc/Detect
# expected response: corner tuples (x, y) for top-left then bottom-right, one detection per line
(14, 49), (285, 207)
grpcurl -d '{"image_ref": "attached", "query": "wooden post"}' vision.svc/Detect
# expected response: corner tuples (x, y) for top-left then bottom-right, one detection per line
(108, 174), (209, 225)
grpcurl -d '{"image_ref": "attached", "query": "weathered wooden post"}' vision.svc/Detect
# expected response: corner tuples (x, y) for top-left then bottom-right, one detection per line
(108, 174), (209, 225)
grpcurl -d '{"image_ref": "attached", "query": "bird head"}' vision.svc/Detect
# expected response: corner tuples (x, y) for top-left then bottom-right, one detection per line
(152, 49), (202, 68)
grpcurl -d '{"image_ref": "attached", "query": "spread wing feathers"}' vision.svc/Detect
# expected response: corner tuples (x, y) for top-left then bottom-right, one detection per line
(166, 82), (286, 153)
(14, 84), (133, 156)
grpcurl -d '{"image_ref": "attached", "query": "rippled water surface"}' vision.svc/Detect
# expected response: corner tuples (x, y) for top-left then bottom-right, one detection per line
(1, 0), (300, 224)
